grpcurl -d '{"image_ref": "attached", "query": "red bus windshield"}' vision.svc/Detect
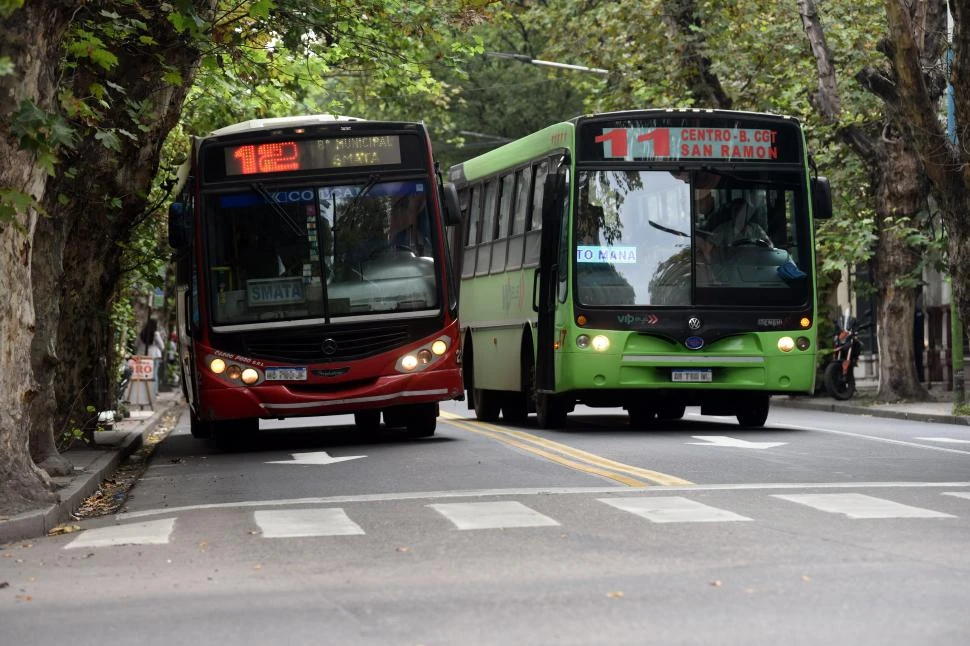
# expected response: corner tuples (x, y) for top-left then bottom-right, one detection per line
(203, 180), (440, 327)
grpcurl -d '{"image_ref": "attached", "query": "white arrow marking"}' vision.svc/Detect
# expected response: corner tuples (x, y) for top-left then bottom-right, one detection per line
(266, 451), (366, 465)
(914, 437), (970, 445)
(688, 435), (787, 450)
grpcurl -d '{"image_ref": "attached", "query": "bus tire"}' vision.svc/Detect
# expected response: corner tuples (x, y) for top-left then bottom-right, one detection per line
(404, 403), (437, 438)
(503, 336), (534, 425)
(535, 393), (567, 429)
(736, 396), (770, 428)
(474, 388), (501, 422)
(354, 410), (381, 433)
(189, 412), (212, 439)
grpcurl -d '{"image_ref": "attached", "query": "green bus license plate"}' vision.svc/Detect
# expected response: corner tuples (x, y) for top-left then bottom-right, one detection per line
(265, 367), (307, 381)
(671, 368), (712, 383)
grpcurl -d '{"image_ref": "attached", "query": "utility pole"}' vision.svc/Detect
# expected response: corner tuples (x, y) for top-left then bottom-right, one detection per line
(947, 7), (965, 405)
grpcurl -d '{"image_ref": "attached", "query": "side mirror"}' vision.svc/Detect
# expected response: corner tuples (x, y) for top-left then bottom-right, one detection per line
(442, 183), (461, 226)
(168, 202), (192, 249)
(811, 176), (832, 221)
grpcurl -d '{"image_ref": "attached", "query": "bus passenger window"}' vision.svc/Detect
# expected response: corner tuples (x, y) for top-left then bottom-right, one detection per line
(477, 179), (499, 275)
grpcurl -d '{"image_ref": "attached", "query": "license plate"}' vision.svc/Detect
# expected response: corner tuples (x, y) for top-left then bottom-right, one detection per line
(264, 367), (307, 381)
(671, 368), (712, 383)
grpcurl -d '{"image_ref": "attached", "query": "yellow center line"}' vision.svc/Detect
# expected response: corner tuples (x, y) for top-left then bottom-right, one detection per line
(445, 417), (647, 487)
(440, 411), (694, 487)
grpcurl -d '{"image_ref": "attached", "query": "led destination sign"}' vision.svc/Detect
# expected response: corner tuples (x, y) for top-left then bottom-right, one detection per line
(580, 118), (800, 164)
(596, 127), (778, 161)
(223, 135), (402, 176)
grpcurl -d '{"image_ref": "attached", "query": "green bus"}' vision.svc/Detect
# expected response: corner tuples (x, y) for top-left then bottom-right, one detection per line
(447, 109), (832, 429)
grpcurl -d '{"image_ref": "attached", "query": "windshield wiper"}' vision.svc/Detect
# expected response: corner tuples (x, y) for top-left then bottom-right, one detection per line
(251, 182), (306, 238)
(648, 219), (690, 238)
(335, 173), (381, 226)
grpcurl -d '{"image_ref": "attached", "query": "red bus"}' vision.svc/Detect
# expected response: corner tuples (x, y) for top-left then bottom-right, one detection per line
(168, 115), (463, 443)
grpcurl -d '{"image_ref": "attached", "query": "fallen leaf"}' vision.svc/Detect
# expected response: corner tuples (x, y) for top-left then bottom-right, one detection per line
(801, 575), (812, 582)
(711, 580), (722, 587)
(607, 591), (624, 598)
(48, 523), (82, 536)
(0, 582), (9, 589)
(396, 546), (409, 553)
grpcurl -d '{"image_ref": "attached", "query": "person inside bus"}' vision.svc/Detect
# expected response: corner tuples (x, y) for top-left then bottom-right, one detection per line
(695, 193), (772, 284)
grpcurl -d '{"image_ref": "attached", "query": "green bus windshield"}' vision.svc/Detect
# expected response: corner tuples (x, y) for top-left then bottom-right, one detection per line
(575, 169), (811, 308)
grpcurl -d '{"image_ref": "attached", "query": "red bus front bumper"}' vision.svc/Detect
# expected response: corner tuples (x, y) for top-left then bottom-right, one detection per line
(196, 365), (462, 422)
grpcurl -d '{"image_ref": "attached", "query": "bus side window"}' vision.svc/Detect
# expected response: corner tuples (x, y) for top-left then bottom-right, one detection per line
(507, 166), (532, 271)
(491, 172), (514, 274)
(476, 179), (499, 276)
(462, 186), (480, 279)
(524, 159), (549, 268)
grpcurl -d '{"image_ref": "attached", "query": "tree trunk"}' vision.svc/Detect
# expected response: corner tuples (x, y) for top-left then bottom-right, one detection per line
(0, 2), (75, 514)
(869, 135), (929, 401)
(34, 1), (218, 448)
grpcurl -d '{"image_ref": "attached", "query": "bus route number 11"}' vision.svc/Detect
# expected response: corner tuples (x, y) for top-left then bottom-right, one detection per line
(595, 128), (670, 159)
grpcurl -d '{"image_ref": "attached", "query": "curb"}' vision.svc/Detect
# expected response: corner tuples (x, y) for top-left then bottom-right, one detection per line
(773, 397), (970, 426)
(0, 399), (180, 544)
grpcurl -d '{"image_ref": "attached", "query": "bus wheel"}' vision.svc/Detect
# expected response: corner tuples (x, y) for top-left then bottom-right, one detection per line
(474, 388), (501, 422)
(627, 404), (657, 429)
(354, 410), (381, 433)
(404, 403), (437, 438)
(736, 396), (770, 428)
(189, 412), (212, 439)
(535, 393), (567, 429)
(657, 403), (686, 421)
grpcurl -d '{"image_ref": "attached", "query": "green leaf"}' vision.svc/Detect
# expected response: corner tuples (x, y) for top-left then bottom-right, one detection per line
(95, 129), (122, 151)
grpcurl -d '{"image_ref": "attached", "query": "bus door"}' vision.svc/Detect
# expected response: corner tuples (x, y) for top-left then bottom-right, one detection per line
(534, 157), (568, 392)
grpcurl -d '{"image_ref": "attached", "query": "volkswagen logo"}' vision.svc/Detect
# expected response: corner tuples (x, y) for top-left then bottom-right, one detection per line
(688, 317), (702, 330)
(321, 338), (338, 356)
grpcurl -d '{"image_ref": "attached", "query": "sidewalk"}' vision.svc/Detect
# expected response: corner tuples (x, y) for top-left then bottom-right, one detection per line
(773, 384), (970, 426)
(0, 390), (183, 544)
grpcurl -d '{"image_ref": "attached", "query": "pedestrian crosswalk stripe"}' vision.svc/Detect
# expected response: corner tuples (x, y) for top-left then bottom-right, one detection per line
(772, 493), (955, 519)
(428, 501), (560, 530)
(253, 508), (365, 538)
(943, 492), (970, 501)
(64, 518), (176, 549)
(598, 496), (753, 523)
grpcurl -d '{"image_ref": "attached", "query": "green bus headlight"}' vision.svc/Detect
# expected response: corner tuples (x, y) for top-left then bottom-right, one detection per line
(592, 335), (610, 352)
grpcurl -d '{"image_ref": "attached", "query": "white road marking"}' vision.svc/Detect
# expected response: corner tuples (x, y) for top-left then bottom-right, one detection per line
(688, 435), (787, 449)
(253, 508), (365, 537)
(599, 496), (752, 523)
(428, 501), (560, 530)
(914, 437), (970, 444)
(943, 492), (970, 501)
(265, 451), (366, 465)
(773, 493), (955, 519)
(64, 518), (176, 549)
(114, 482), (970, 521)
(776, 423), (970, 455)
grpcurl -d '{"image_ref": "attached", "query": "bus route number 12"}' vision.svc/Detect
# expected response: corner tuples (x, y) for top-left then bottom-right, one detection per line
(232, 141), (301, 175)
(595, 128), (670, 159)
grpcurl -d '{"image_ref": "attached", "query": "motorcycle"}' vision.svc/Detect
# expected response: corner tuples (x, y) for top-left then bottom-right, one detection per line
(823, 312), (872, 400)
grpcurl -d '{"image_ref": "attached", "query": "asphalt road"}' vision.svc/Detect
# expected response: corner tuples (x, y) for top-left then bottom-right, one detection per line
(2, 401), (968, 645)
